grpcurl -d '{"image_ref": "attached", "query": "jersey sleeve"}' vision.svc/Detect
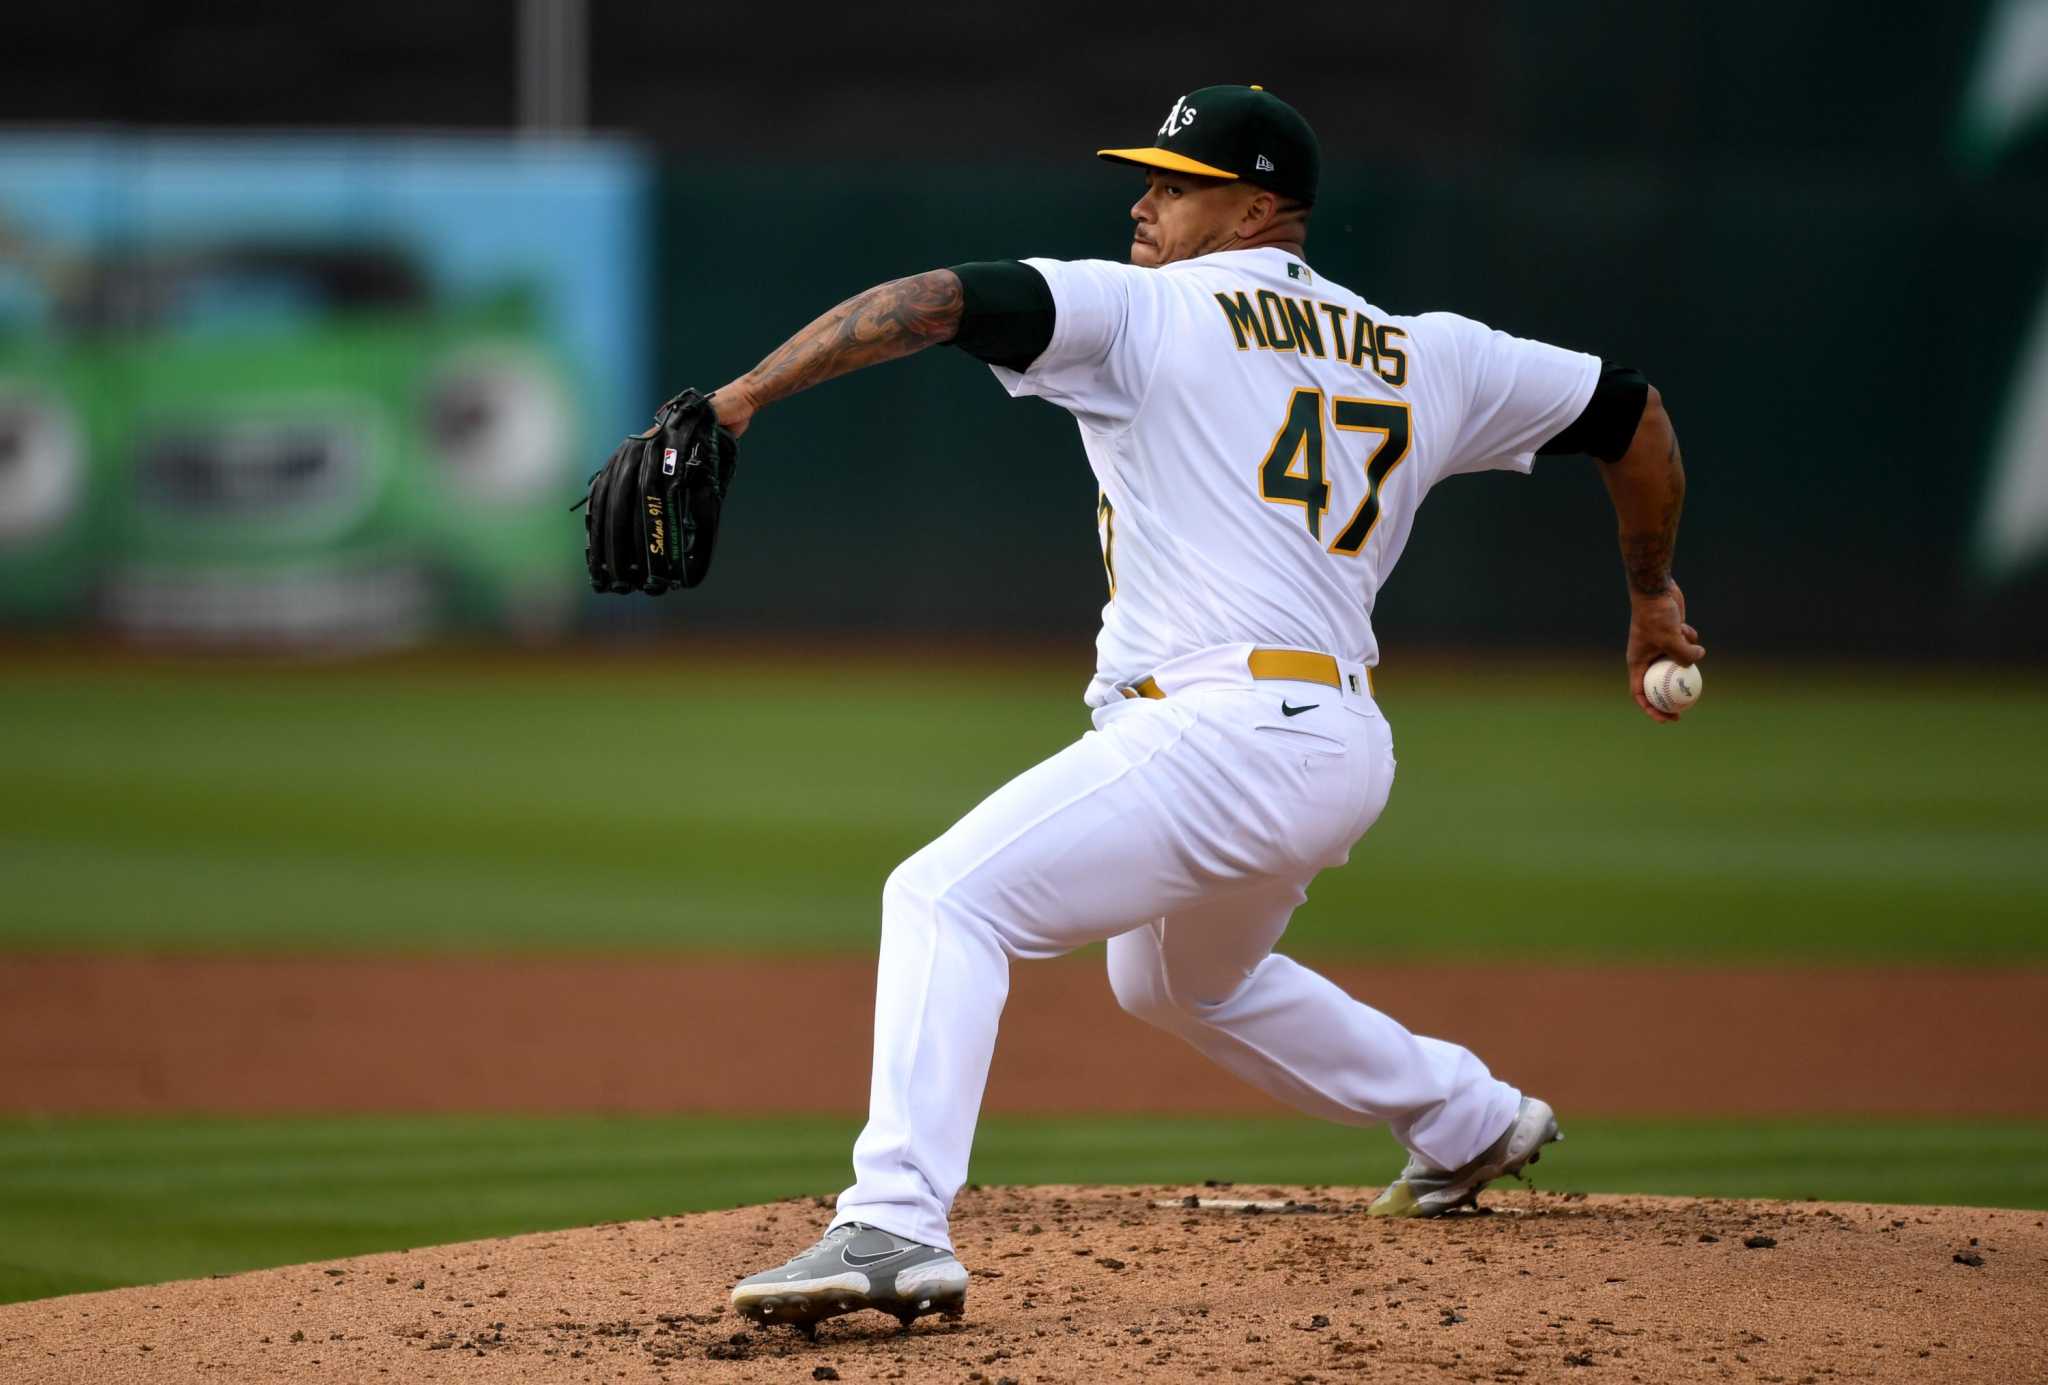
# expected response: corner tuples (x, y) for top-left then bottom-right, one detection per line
(1408, 311), (1601, 486)
(986, 257), (1165, 428)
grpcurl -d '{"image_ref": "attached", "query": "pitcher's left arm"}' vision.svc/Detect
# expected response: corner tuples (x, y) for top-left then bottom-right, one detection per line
(709, 270), (967, 438)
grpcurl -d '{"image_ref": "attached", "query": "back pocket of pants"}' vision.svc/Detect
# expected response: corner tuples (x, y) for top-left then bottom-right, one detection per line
(1252, 722), (1348, 758)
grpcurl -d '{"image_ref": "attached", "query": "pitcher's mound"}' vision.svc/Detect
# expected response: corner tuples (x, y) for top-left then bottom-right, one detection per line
(2, 1185), (2041, 1383)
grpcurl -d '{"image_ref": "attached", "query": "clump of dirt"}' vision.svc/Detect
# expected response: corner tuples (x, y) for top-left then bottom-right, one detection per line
(2, 1185), (2042, 1383)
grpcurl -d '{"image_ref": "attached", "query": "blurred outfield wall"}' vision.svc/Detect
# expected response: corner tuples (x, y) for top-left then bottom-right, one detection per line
(1, 1), (2044, 656)
(647, 1), (2048, 659)
(0, 136), (650, 645)
(657, 150), (2047, 658)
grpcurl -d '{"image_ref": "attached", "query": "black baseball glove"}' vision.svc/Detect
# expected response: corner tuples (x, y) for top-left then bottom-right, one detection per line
(576, 388), (738, 594)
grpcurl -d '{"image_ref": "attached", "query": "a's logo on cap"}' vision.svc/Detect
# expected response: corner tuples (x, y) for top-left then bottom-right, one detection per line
(1255, 154), (1276, 172)
(1158, 95), (1197, 138)
(662, 447), (678, 475)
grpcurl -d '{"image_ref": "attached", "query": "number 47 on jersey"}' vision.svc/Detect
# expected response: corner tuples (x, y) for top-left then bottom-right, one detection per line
(1097, 388), (1412, 597)
(1258, 388), (1411, 554)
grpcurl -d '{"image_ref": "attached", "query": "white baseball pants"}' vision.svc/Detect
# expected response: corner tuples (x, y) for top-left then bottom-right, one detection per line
(832, 647), (1522, 1250)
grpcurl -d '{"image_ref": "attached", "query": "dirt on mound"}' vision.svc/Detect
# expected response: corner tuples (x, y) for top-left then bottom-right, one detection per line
(2, 1186), (2042, 1385)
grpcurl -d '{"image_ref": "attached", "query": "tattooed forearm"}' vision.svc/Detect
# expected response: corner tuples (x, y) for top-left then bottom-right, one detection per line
(1616, 436), (1682, 595)
(1621, 531), (1675, 596)
(1601, 394), (1686, 597)
(737, 270), (964, 408)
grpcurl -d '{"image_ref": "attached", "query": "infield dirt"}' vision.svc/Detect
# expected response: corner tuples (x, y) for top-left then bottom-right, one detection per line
(3, 1185), (2043, 1384)
(6, 955), (2046, 1117)
(7, 955), (2046, 1379)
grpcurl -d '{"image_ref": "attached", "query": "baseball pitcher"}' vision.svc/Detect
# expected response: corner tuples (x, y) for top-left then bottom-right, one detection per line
(610, 85), (1704, 1334)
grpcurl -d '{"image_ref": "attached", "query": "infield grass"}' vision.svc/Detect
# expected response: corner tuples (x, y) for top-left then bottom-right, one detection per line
(1, 652), (2044, 960)
(2, 1113), (2044, 1305)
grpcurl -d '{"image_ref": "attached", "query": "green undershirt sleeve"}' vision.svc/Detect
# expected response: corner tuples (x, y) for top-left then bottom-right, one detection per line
(1537, 362), (1651, 462)
(949, 260), (1057, 373)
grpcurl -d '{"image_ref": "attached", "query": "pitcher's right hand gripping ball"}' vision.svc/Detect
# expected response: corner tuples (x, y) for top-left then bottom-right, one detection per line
(577, 388), (738, 594)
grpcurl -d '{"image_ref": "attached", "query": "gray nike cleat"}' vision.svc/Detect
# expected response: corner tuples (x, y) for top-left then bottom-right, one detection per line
(1368, 1096), (1562, 1218)
(730, 1222), (968, 1334)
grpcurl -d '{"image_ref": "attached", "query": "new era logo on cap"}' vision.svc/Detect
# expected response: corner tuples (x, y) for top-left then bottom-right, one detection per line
(662, 447), (678, 475)
(1255, 153), (1275, 171)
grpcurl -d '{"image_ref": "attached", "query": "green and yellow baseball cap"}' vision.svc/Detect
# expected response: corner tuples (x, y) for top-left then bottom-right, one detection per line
(1099, 84), (1321, 205)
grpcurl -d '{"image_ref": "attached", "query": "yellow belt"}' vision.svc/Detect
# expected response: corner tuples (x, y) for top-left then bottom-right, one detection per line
(1121, 649), (1372, 700)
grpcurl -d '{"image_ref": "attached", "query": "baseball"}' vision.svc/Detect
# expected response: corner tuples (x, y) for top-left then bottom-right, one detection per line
(1643, 659), (1703, 714)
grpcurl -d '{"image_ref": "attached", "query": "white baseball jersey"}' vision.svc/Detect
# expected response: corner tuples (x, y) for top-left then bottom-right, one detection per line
(987, 246), (1599, 704)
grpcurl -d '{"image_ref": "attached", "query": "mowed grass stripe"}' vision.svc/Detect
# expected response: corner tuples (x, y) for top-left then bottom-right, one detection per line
(1, 659), (2042, 958)
(1, 1115), (2044, 1305)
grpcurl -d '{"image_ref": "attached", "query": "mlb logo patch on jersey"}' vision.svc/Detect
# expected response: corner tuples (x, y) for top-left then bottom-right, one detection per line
(1287, 262), (1313, 285)
(662, 447), (679, 475)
